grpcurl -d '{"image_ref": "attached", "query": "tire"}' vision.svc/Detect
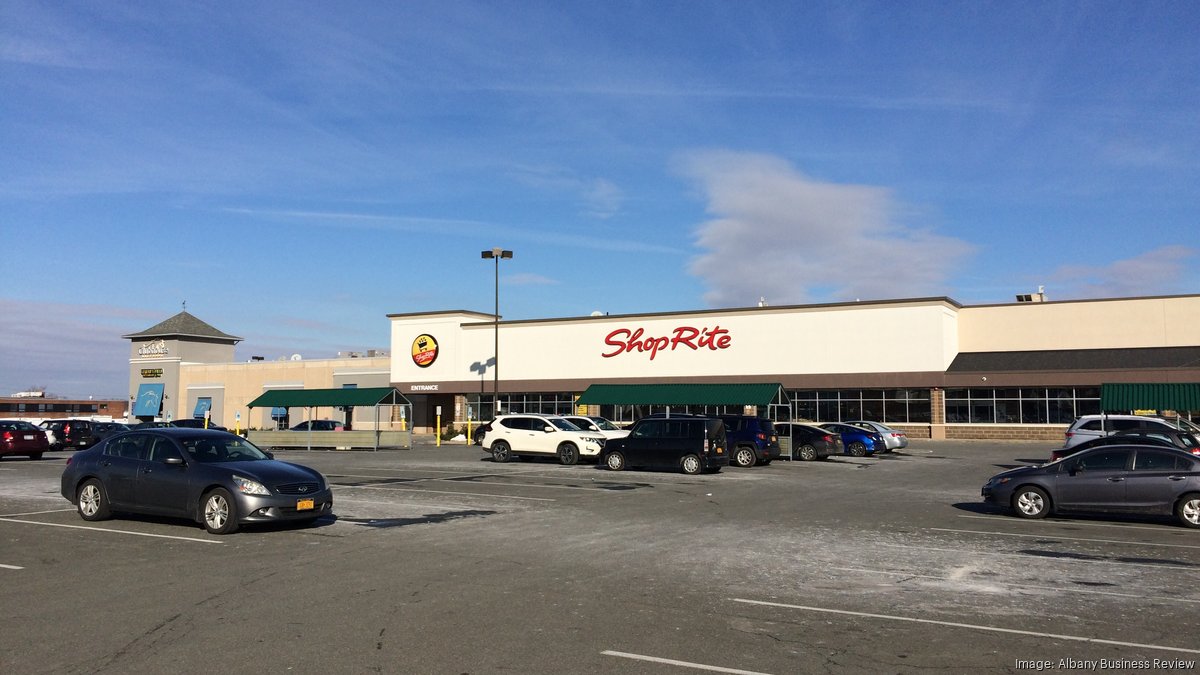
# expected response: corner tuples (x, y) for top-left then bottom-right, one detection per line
(1012, 486), (1051, 519)
(680, 454), (702, 475)
(1176, 493), (1200, 529)
(733, 447), (756, 468)
(77, 479), (111, 521)
(491, 441), (512, 463)
(605, 451), (626, 471)
(202, 488), (239, 534)
(29, 452), (43, 461)
(797, 444), (818, 461)
(848, 441), (867, 457)
(557, 443), (579, 466)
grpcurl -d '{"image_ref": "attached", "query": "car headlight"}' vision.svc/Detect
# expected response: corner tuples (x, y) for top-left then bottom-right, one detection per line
(987, 477), (1013, 487)
(233, 475), (271, 495)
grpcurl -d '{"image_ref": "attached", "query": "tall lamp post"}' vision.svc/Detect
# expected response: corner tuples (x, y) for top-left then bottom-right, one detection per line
(481, 248), (513, 417)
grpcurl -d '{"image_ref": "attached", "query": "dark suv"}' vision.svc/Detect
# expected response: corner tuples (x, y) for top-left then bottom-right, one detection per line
(719, 415), (781, 467)
(600, 415), (728, 475)
(42, 419), (101, 450)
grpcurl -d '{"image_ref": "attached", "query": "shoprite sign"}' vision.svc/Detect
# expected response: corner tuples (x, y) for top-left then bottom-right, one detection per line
(602, 325), (731, 360)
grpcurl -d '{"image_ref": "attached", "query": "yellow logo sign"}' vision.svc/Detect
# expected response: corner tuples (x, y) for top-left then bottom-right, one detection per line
(412, 334), (439, 368)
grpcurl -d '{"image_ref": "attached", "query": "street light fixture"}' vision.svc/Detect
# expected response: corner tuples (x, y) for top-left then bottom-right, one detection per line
(481, 248), (513, 417)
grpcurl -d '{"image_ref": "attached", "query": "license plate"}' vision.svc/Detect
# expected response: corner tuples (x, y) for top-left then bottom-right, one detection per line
(296, 499), (315, 511)
(23, 435), (34, 440)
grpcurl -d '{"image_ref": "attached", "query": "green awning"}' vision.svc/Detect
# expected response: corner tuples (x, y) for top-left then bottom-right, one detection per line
(576, 383), (783, 406)
(247, 387), (409, 409)
(1101, 383), (1200, 412)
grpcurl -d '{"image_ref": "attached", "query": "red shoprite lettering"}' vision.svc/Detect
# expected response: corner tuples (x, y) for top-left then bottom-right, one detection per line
(602, 326), (732, 360)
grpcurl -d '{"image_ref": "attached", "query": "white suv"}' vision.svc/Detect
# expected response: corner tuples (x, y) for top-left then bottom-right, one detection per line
(1062, 414), (1184, 448)
(482, 414), (606, 465)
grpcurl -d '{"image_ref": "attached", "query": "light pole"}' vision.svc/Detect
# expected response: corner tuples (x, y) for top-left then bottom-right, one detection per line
(481, 248), (513, 417)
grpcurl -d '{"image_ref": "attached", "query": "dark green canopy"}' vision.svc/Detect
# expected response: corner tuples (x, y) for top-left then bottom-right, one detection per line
(1101, 383), (1200, 412)
(247, 387), (408, 408)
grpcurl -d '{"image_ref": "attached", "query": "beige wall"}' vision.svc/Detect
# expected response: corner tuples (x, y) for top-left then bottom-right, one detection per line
(959, 296), (1200, 352)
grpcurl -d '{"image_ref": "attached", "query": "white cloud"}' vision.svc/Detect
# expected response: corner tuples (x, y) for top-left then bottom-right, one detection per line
(506, 273), (559, 287)
(677, 151), (975, 307)
(1046, 245), (1196, 299)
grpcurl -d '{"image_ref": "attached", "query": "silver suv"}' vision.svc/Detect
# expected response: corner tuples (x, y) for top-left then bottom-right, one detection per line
(1063, 415), (1185, 448)
(481, 414), (606, 465)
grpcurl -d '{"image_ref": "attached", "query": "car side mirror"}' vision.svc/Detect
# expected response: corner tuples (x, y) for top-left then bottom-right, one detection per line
(164, 456), (185, 465)
(544, 425), (555, 433)
(266, 451), (274, 459)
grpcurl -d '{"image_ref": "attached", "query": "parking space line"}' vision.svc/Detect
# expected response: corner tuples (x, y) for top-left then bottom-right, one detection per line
(878, 542), (1197, 571)
(1, 563), (24, 570)
(830, 567), (1200, 604)
(601, 650), (775, 675)
(0, 508), (76, 518)
(338, 485), (556, 501)
(958, 514), (1182, 533)
(334, 473), (615, 492)
(929, 527), (1200, 550)
(0, 518), (222, 544)
(731, 598), (1200, 655)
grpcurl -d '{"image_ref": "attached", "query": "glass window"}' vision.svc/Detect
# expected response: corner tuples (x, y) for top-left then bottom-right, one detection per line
(1133, 450), (1187, 471)
(1079, 449), (1131, 472)
(1021, 399), (1048, 424)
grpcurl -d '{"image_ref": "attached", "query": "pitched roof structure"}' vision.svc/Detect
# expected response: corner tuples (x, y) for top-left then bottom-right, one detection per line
(122, 311), (243, 343)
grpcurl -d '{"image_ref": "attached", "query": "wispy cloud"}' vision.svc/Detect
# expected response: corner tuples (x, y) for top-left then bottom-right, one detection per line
(507, 165), (625, 219)
(678, 150), (975, 307)
(1046, 245), (1196, 299)
(506, 273), (559, 287)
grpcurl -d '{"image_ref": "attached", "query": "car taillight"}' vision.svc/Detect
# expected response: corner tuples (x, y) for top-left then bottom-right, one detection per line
(703, 438), (710, 452)
(63, 423), (71, 435)
(65, 457), (73, 466)
(823, 435), (833, 442)
(1191, 448), (1200, 456)
(756, 432), (767, 441)
(1, 431), (12, 442)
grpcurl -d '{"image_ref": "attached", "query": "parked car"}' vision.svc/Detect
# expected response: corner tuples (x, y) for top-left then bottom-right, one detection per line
(774, 422), (842, 461)
(718, 415), (781, 467)
(562, 416), (630, 440)
(1050, 428), (1200, 461)
(41, 419), (101, 450)
(171, 418), (228, 431)
(481, 413), (606, 465)
(819, 423), (884, 457)
(1062, 414), (1186, 448)
(289, 420), (344, 432)
(846, 420), (908, 451)
(132, 421), (175, 429)
(600, 415), (728, 475)
(0, 420), (51, 460)
(60, 428), (333, 534)
(982, 444), (1200, 528)
(37, 421), (61, 450)
(94, 422), (132, 440)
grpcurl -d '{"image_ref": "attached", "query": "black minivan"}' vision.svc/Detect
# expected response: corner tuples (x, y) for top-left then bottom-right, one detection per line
(600, 415), (728, 475)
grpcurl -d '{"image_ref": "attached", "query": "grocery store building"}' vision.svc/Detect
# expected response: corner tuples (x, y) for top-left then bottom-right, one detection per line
(126, 293), (1200, 442)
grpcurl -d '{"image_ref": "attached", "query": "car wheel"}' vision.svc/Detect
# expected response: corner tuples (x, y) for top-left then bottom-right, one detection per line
(605, 451), (626, 471)
(733, 447), (756, 468)
(491, 441), (512, 463)
(557, 443), (579, 466)
(202, 488), (239, 535)
(680, 454), (702, 475)
(848, 442), (867, 457)
(1012, 486), (1051, 519)
(1176, 493), (1200, 528)
(77, 479), (111, 521)
(798, 444), (818, 461)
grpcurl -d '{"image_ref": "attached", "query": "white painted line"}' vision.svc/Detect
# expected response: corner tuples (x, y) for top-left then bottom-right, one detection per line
(338, 485), (556, 501)
(602, 650), (775, 675)
(0, 518), (222, 544)
(929, 527), (1200, 550)
(732, 598), (1200, 655)
(1, 563), (24, 570)
(0, 508), (76, 518)
(830, 567), (1200, 604)
(878, 542), (1197, 571)
(958, 514), (1180, 533)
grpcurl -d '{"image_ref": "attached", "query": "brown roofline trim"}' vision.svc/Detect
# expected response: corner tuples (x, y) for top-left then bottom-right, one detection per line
(962, 292), (1200, 309)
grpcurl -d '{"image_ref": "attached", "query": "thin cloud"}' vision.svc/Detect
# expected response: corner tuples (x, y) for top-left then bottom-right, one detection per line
(678, 151), (975, 307)
(506, 273), (559, 287)
(1046, 246), (1196, 299)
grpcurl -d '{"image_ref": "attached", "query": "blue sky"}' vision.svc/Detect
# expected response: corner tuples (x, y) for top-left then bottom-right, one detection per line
(2, 1), (1198, 398)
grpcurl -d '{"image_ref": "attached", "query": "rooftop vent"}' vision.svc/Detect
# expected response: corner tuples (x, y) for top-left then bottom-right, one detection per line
(1016, 286), (1047, 303)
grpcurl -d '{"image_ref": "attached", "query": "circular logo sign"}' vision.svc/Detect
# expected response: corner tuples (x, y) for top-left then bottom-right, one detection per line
(411, 334), (439, 368)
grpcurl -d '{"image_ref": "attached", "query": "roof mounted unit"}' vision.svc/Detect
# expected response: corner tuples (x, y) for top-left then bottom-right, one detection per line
(1016, 286), (1047, 303)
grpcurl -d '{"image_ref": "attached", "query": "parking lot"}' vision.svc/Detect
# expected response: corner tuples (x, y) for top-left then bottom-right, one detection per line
(2, 439), (1198, 674)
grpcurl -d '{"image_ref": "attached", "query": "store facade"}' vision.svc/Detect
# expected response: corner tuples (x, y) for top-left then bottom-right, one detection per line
(388, 294), (1200, 440)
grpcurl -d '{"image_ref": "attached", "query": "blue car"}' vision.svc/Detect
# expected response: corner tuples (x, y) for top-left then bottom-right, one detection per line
(820, 423), (884, 457)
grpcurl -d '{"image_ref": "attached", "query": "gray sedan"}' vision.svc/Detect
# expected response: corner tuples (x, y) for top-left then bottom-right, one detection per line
(981, 444), (1200, 527)
(61, 428), (333, 534)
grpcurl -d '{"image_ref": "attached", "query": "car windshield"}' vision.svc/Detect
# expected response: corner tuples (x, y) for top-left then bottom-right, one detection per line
(1175, 418), (1200, 434)
(181, 436), (270, 463)
(2, 421), (39, 431)
(549, 418), (581, 431)
(589, 418), (620, 431)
